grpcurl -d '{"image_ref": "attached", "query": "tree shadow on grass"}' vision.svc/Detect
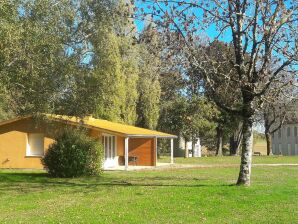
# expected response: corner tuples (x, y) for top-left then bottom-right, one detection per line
(0, 172), (236, 195)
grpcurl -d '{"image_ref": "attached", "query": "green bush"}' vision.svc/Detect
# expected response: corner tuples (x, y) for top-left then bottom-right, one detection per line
(42, 129), (103, 177)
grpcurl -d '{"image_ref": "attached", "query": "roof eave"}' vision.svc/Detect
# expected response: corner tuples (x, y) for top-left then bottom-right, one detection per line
(126, 134), (177, 139)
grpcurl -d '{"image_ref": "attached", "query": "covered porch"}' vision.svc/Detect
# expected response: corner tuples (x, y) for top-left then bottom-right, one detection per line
(102, 134), (176, 170)
(122, 136), (175, 171)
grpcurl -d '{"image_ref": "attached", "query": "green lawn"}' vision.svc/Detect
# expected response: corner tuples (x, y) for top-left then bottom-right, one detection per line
(1, 163), (298, 223)
(159, 155), (298, 165)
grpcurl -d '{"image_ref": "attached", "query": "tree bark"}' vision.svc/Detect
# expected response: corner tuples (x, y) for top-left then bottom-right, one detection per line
(216, 127), (223, 156)
(184, 139), (189, 158)
(236, 116), (253, 186)
(229, 137), (237, 155)
(191, 135), (196, 158)
(230, 123), (243, 156)
(265, 132), (273, 156)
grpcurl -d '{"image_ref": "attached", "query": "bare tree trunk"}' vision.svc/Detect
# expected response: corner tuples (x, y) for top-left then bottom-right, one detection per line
(265, 132), (273, 156)
(230, 123), (243, 156)
(216, 127), (223, 156)
(184, 139), (189, 158)
(236, 116), (253, 186)
(191, 135), (196, 158)
(229, 137), (237, 155)
(264, 115), (273, 156)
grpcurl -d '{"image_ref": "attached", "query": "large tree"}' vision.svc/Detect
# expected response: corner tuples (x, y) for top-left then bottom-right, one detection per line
(0, 0), (109, 118)
(260, 83), (297, 155)
(201, 41), (243, 156)
(77, 1), (139, 123)
(137, 0), (298, 185)
(0, 0), (79, 116)
(136, 24), (162, 129)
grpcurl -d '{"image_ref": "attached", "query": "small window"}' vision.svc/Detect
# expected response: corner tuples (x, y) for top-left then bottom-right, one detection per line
(278, 144), (282, 154)
(294, 127), (298, 137)
(27, 133), (44, 156)
(278, 129), (281, 138)
(287, 127), (291, 137)
(287, 144), (291, 155)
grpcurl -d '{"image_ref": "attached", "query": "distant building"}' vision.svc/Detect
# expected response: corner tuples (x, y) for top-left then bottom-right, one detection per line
(174, 136), (201, 157)
(272, 106), (298, 155)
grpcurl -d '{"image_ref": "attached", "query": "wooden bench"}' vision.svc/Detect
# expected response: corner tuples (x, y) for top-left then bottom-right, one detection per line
(253, 152), (262, 156)
(118, 156), (138, 165)
(128, 156), (138, 165)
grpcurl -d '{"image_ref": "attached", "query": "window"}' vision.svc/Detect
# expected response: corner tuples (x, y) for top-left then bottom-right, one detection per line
(278, 129), (281, 138)
(26, 133), (44, 156)
(294, 127), (298, 137)
(288, 144), (291, 155)
(278, 144), (282, 154)
(102, 135), (116, 159)
(287, 127), (291, 137)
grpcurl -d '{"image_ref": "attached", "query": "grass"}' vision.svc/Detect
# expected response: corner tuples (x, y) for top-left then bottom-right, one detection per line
(159, 155), (298, 165)
(0, 162), (298, 223)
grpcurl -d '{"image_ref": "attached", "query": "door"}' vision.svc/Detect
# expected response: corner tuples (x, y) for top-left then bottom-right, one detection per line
(102, 135), (117, 168)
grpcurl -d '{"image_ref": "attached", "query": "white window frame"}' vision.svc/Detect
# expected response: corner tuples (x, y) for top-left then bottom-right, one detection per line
(26, 133), (44, 157)
(287, 127), (291, 137)
(287, 144), (291, 156)
(102, 134), (117, 168)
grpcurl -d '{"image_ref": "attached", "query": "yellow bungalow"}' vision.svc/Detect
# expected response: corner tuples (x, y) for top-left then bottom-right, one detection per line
(0, 115), (176, 170)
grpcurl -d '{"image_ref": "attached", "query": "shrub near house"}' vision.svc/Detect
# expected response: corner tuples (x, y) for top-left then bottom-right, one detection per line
(42, 129), (103, 177)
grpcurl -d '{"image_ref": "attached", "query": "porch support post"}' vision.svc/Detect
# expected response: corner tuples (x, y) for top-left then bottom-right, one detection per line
(170, 138), (174, 164)
(125, 137), (129, 171)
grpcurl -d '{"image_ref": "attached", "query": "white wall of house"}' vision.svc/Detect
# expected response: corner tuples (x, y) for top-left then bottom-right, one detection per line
(177, 137), (201, 157)
(272, 124), (298, 155)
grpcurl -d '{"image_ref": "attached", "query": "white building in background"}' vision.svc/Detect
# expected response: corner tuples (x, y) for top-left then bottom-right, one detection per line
(272, 100), (298, 156)
(175, 137), (201, 157)
(272, 124), (298, 156)
(272, 113), (298, 156)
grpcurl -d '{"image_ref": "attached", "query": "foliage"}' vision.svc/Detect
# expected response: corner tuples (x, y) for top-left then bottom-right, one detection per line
(92, 30), (127, 122)
(159, 96), (218, 142)
(0, 0), (80, 116)
(76, 1), (139, 124)
(0, 0), (164, 132)
(137, 0), (298, 185)
(136, 26), (162, 129)
(0, 87), (13, 121)
(42, 129), (103, 178)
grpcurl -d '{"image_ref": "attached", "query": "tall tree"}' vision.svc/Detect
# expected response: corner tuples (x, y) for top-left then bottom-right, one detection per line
(138, 0), (298, 186)
(136, 25), (162, 129)
(201, 41), (243, 156)
(260, 85), (297, 155)
(80, 0), (139, 124)
(0, 0), (79, 116)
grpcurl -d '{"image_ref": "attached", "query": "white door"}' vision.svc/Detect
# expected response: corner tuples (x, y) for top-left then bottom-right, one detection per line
(102, 135), (117, 168)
